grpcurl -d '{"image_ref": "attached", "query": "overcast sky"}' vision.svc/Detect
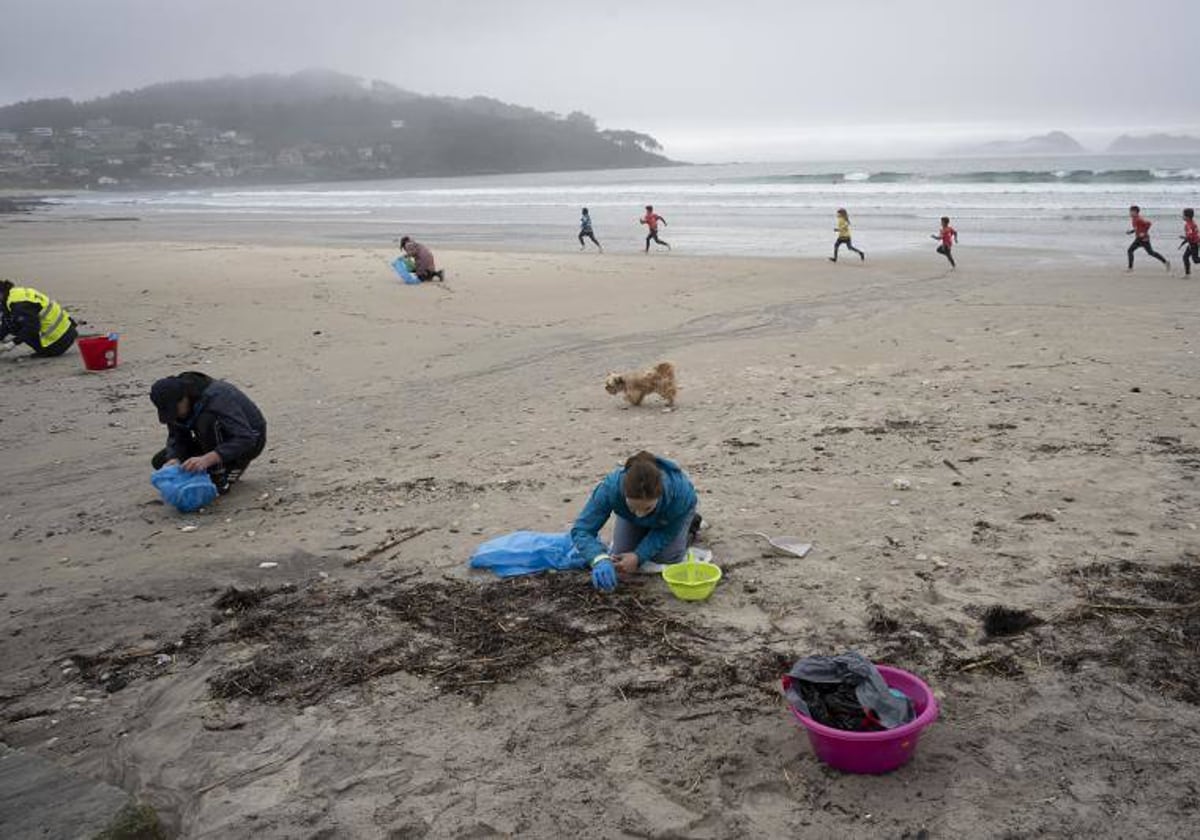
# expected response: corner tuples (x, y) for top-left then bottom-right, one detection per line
(1, 0), (1196, 159)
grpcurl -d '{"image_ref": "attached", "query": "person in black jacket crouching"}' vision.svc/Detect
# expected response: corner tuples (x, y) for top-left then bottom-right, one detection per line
(150, 371), (267, 495)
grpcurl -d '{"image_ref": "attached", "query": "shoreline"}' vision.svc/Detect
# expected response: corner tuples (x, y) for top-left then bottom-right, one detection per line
(2, 205), (1114, 263)
(0, 195), (54, 214)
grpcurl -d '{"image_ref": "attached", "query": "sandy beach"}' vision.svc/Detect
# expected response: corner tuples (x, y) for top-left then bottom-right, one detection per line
(2, 214), (1200, 838)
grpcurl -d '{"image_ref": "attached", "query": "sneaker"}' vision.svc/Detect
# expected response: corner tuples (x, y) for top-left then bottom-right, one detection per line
(828, 257), (837, 263)
(860, 252), (866, 262)
(214, 466), (245, 495)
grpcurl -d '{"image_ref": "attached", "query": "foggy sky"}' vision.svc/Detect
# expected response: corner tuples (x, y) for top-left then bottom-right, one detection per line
(1, 0), (1196, 160)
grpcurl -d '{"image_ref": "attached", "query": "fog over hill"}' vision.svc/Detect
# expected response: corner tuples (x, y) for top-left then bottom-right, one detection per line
(0, 70), (673, 188)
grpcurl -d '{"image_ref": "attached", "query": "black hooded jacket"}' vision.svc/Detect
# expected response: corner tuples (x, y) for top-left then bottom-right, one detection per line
(163, 372), (267, 465)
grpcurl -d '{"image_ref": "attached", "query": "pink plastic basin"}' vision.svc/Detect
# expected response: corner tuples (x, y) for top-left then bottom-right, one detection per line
(782, 664), (939, 774)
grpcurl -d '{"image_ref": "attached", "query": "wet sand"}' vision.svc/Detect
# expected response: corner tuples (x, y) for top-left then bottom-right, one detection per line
(2, 216), (1199, 838)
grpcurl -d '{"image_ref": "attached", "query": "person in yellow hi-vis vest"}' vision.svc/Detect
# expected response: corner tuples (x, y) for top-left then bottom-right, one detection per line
(0, 279), (78, 358)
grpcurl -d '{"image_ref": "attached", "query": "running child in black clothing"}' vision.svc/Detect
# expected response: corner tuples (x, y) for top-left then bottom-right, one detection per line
(1127, 205), (1170, 272)
(932, 216), (958, 267)
(1179, 208), (1198, 277)
(579, 208), (603, 252)
(829, 208), (865, 262)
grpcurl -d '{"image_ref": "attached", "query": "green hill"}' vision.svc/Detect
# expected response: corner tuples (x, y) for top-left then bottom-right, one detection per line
(0, 70), (673, 187)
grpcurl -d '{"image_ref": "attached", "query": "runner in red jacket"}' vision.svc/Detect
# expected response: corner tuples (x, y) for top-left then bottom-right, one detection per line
(640, 205), (671, 253)
(931, 216), (958, 268)
(1127, 205), (1169, 272)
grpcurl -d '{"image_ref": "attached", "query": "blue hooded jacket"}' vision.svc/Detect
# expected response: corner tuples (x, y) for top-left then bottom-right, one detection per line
(571, 456), (698, 565)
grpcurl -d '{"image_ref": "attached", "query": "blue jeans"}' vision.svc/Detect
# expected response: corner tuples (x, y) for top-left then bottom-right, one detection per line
(611, 506), (696, 565)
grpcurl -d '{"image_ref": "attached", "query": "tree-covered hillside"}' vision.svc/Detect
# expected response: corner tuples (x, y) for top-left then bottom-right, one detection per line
(0, 70), (673, 187)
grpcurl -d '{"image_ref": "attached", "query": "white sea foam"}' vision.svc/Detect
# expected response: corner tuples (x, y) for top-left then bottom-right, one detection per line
(56, 154), (1200, 256)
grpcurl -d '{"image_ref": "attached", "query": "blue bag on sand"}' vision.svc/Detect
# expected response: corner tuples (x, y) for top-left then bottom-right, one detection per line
(391, 257), (422, 285)
(151, 465), (219, 513)
(469, 531), (587, 578)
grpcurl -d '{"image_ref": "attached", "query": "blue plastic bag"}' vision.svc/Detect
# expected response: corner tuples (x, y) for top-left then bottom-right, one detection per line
(391, 257), (422, 285)
(469, 531), (587, 578)
(151, 464), (219, 513)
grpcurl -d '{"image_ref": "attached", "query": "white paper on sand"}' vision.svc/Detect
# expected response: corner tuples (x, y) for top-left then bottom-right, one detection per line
(745, 532), (812, 558)
(766, 537), (812, 558)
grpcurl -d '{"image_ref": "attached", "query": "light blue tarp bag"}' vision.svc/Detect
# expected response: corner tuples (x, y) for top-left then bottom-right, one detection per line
(469, 531), (588, 578)
(391, 257), (422, 285)
(151, 464), (219, 513)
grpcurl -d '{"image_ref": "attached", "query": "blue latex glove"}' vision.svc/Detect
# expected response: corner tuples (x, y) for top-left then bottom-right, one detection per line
(590, 558), (618, 592)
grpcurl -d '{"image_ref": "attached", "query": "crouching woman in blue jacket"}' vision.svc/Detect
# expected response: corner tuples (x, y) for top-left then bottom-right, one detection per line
(571, 451), (699, 592)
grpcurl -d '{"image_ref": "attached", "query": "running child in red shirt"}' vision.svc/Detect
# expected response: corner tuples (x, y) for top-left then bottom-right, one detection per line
(640, 205), (671, 253)
(932, 216), (957, 268)
(1126, 205), (1170, 272)
(1180, 208), (1198, 277)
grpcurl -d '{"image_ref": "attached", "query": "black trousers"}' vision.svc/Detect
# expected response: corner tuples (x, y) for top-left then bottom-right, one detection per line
(936, 244), (956, 267)
(833, 237), (864, 260)
(153, 423), (267, 492)
(579, 230), (601, 248)
(645, 230), (669, 251)
(31, 323), (78, 358)
(1128, 238), (1167, 268)
(1183, 242), (1198, 276)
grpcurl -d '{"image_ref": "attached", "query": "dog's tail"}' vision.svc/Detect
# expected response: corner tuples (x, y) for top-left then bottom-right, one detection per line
(655, 361), (675, 377)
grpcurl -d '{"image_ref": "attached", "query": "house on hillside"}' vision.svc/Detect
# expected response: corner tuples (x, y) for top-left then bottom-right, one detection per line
(275, 147), (305, 167)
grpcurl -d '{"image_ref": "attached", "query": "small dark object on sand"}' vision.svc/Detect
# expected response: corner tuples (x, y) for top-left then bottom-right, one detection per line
(212, 584), (294, 613)
(213, 587), (266, 612)
(982, 605), (1042, 637)
(866, 603), (901, 635)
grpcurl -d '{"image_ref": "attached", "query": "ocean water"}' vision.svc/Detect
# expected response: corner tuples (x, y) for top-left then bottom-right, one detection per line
(59, 155), (1200, 258)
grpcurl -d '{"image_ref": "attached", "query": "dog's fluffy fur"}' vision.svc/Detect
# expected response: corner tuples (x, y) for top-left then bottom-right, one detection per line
(605, 361), (677, 407)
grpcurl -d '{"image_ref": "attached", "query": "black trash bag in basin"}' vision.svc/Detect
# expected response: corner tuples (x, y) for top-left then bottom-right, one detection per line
(783, 652), (915, 731)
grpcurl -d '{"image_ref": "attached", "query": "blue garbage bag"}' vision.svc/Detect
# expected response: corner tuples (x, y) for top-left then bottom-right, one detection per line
(469, 531), (587, 578)
(391, 257), (422, 285)
(151, 464), (219, 513)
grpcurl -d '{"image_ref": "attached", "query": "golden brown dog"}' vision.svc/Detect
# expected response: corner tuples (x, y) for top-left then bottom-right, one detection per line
(605, 361), (677, 407)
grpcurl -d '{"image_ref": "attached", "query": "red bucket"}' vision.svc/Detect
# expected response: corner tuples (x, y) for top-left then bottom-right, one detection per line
(77, 333), (119, 371)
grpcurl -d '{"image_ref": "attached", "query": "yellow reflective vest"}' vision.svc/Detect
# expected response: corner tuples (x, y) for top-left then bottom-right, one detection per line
(5, 287), (72, 348)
